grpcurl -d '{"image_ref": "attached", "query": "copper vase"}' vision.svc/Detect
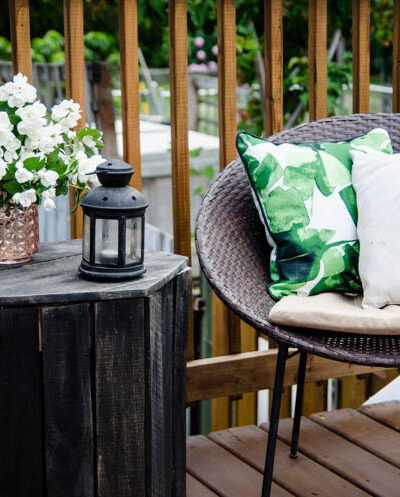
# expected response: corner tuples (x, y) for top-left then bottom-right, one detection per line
(0, 204), (39, 265)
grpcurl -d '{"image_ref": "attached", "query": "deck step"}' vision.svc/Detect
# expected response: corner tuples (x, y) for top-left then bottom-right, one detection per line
(187, 401), (400, 497)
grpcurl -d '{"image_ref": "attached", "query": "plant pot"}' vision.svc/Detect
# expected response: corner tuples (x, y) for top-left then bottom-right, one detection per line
(0, 204), (39, 265)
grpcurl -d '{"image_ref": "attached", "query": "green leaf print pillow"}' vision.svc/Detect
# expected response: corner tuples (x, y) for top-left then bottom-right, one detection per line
(236, 128), (393, 299)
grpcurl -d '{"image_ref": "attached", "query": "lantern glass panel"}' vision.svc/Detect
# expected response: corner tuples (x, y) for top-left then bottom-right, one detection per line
(95, 218), (119, 266)
(125, 217), (142, 264)
(83, 214), (91, 262)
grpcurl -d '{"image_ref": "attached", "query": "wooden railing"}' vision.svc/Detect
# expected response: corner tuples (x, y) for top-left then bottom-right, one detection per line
(7, 0), (399, 430)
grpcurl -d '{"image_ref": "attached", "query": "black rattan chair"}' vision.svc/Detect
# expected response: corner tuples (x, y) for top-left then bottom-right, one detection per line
(195, 113), (400, 497)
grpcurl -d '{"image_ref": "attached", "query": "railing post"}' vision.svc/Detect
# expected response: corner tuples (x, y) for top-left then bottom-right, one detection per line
(352, 0), (370, 113)
(308, 0), (327, 121)
(9, 0), (32, 82)
(64, 0), (86, 239)
(168, 0), (194, 361)
(119, 0), (142, 191)
(264, 0), (283, 136)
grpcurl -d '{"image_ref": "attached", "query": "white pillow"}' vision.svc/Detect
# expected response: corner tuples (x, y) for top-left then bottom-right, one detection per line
(351, 149), (400, 308)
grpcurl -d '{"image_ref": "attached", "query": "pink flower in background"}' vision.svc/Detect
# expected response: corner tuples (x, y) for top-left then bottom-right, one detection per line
(208, 61), (218, 70)
(188, 63), (208, 72)
(194, 36), (205, 48)
(212, 45), (218, 56)
(196, 50), (207, 61)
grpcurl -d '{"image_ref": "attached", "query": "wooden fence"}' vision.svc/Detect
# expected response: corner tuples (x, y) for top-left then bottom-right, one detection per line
(6, 0), (399, 432)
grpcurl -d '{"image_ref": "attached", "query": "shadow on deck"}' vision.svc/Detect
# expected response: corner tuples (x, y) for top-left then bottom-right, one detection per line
(187, 400), (400, 496)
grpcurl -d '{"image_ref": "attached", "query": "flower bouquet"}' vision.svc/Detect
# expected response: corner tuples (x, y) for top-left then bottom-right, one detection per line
(0, 73), (104, 264)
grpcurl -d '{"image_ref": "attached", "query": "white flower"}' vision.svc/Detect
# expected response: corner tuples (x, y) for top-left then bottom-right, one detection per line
(0, 112), (13, 133)
(52, 99), (81, 132)
(43, 197), (56, 212)
(15, 167), (34, 184)
(82, 135), (96, 148)
(13, 188), (37, 207)
(40, 169), (59, 187)
(0, 159), (7, 180)
(15, 101), (46, 122)
(42, 187), (56, 199)
(4, 150), (18, 163)
(76, 152), (103, 183)
(4, 74), (37, 108)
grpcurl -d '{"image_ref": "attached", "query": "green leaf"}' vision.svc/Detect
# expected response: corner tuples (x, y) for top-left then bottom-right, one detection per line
(23, 156), (45, 171)
(4, 180), (21, 195)
(193, 185), (205, 197)
(189, 146), (203, 158)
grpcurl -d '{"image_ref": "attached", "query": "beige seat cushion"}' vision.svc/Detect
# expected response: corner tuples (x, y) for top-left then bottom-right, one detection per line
(269, 292), (400, 335)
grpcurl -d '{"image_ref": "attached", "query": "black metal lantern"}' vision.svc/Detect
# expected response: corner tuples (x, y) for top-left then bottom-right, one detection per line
(79, 159), (148, 280)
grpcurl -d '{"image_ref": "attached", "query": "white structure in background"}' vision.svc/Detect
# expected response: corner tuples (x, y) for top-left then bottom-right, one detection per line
(115, 119), (220, 237)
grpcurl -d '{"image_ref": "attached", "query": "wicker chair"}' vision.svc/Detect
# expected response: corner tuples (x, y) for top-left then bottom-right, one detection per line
(195, 113), (400, 497)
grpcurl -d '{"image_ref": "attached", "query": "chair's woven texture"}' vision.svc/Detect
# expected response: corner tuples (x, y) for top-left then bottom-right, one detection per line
(196, 113), (400, 366)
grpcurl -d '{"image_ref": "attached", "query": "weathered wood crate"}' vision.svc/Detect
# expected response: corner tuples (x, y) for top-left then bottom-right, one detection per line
(0, 240), (190, 497)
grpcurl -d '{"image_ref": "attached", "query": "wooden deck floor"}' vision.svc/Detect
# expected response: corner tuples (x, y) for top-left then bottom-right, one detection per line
(187, 400), (400, 497)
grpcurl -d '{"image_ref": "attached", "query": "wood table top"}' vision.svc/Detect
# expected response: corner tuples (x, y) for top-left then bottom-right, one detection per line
(0, 239), (187, 306)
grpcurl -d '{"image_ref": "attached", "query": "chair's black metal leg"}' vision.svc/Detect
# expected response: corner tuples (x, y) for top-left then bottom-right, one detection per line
(261, 343), (288, 497)
(290, 351), (307, 458)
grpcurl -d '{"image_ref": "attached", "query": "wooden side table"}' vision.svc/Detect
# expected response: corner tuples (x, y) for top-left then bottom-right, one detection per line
(0, 239), (190, 497)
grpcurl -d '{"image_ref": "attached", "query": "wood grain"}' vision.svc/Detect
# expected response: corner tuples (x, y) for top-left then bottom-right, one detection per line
(168, 0), (191, 262)
(213, 0), (241, 430)
(187, 349), (396, 402)
(119, 0), (141, 190)
(187, 474), (218, 497)
(0, 307), (42, 496)
(264, 0), (283, 136)
(209, 425), (369, 497)
(168, 0), (193, 361)
(187, 435), (291, 497)
(352, 0), (370, 113)
(0, 244), (187, 306)
(147, 283), (174, 496)
(172, 268), (191, 497)
(359, 400), (400, 432)
(95, 298), (146, 497)
(42, 303), (94, 497)
(308, 0), (327, 121)
(394, 0), (400, 112)
(276, 416), (400, 497)
(311, 408), (400, 469)
(64, 0), (86, 238)
(9, 0), (32, 81)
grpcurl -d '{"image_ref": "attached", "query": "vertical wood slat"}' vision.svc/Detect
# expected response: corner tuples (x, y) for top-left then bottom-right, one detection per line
(95, 298), (146, 497)
(172, 268), (191, 497)
(42, 304), (94, 497)
(0, 307), (43, 496)
(119, 0), (141, 190)
(9, 0), (32, 81)
(148, 283), (174, 497)
(211, 0), (241, 431)
(308, 0), (327, 121)
(64, 0), (86, 239)
(264, 0), (283, 136)
(352, 0), (370, 113)
(168, 0), (194, 362)
(303, 0), (330, 416)
(168, 0), (191, 262)
(264, 0), (292, 419)
(393, 0), (400, 112)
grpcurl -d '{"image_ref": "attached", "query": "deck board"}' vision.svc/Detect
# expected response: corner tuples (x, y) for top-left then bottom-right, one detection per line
(359, 400), (400, 432)
(187, 401), (400, 497)
(209, 425), (369, 497)
(311, 408), (400, 468)
(187, 435), (292, 497)
(274, 417), (400, 497)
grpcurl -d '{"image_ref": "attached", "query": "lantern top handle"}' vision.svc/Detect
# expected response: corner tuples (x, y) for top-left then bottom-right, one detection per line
(91, 159), (134, 187)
